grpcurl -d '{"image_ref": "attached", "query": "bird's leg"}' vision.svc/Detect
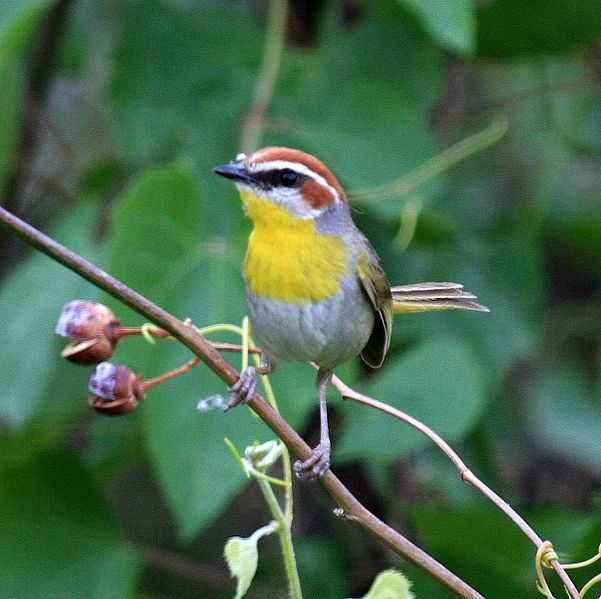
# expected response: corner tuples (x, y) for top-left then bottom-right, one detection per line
(294, 368), (332, 480)
(227, 354), (274, 409)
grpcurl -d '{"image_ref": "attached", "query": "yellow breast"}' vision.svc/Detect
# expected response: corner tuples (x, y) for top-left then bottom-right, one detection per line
(241, 191), (349, 303)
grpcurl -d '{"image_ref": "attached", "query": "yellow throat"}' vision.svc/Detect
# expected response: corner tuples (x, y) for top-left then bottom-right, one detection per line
(241, 190), (349, 303)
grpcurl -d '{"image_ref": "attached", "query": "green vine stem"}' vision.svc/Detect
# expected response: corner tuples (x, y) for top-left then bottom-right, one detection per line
(222, 317), (295, 523)
(225, 439), (300, 597)
(241, 0), (288, 153)
(248, 339), (295, 524)
(256, 471), (302, 598)
(0, 205), (486, 598)
(349, 117), (509, 204)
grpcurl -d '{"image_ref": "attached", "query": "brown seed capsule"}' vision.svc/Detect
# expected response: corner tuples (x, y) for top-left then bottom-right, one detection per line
(87, 362), (146, 416)
(56, 301), (121, 364)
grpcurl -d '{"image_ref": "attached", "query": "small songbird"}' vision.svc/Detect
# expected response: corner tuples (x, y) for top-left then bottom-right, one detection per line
(214, 147), (488, 479)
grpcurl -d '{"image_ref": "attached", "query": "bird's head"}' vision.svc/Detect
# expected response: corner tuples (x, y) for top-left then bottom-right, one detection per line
(213, 147), (345, 220)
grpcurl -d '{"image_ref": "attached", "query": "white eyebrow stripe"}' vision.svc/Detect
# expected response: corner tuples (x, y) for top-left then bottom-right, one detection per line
(249, 159), (340, 202)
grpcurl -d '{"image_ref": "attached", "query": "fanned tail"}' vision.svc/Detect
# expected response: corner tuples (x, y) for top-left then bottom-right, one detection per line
(391, 282), (489, 314)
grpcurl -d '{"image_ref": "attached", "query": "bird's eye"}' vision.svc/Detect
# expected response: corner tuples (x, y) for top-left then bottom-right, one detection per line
(278, 169), (298, 187)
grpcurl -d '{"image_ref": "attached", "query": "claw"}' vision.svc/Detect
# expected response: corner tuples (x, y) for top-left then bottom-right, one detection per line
(227, 366), (257, 409)
(226, 358), (275, 410)
(293, 441), (331, 480)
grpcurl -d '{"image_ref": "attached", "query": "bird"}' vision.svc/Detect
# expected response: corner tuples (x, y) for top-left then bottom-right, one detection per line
(213, 147), (488, 479)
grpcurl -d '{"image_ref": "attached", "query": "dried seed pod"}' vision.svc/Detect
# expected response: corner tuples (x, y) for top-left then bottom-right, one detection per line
(56, 301), (121, 364)
(87, 362), (146, 415)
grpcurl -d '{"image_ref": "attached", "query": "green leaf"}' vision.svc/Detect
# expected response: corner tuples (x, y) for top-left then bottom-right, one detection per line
(361, 569), (415, 599)
(225, 538), (257, 599)
(274, 15), (444, 220)
(295, 538), (348, 599)
(0, 202), (104, 426)
(0, 58), (24, 194)
(336, 336), (486, 462)
(110, 3), (444, 222)
(389, 226), (545, 377)
(526, 363), (601, 472)
(266, 361), (332, 430)
(398, 0), (476, 56)
(546, 207), (601, 284)
(106, 164), (273, 539)
(410, 507), (533, 597)
(0, 0), (52, 39)
(224, 526), (274, 599)
(569, 501), (601, 571)
(0, 450), (143, 598)
(449, 230), (544, 375)
(477, 0), (601, 58)
(109, 0), (262, 236)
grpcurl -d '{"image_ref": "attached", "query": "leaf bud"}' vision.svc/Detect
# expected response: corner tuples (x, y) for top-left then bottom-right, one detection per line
(56, 300), (121, 364)
(245, 440), (283, 470)
(87, 362), (146, 415)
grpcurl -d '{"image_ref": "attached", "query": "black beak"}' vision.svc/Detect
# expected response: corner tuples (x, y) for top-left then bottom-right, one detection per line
(213, 163), (252, 184)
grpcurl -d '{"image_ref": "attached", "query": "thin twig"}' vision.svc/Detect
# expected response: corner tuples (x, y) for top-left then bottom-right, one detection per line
(145, 545), (233, 589)
(144, 356), (201, 390)
(0, 205), (484, 598)
(330, 375), (579, 598)
(213, 342), (261, 354)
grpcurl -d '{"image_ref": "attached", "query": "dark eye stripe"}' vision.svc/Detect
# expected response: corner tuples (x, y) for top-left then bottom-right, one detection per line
(251, 169), (306, 189)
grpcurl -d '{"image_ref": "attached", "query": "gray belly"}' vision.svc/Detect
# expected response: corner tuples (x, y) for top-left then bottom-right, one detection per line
(246, 279), (374, 370)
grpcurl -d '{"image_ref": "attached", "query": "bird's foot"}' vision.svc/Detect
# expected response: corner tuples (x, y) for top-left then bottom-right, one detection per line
(227, 366), (257, 409)
(294, 441), (331, 480)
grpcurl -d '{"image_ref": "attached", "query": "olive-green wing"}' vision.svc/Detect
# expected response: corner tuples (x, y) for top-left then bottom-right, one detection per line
(356, 246), (393, 369)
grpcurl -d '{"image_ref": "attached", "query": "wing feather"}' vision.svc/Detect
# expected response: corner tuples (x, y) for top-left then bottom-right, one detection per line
(356, 246), (392, 369)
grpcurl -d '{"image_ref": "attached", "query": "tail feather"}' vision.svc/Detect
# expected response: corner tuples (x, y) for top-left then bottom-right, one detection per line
(391, 282), (489, 314)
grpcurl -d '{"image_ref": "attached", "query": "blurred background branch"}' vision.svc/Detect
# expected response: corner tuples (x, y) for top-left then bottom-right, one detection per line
(241, 0), (289, 154)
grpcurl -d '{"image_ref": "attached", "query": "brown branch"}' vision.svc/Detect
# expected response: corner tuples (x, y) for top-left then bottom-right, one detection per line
(144, 545), (268, 596)
(3, 0), (72, 202)
(0, 0), (72, 274)
(143, 357), (201, 390)
(145, 545), (233, 589)
(0, 205), (484, 597)
(331, 376), (579, 599)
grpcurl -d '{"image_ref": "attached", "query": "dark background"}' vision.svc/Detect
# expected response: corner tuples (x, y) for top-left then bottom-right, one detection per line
(1, 0), (601, 597)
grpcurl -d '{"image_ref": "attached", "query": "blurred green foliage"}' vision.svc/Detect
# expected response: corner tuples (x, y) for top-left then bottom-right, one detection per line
(1, 0), (601, 597)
